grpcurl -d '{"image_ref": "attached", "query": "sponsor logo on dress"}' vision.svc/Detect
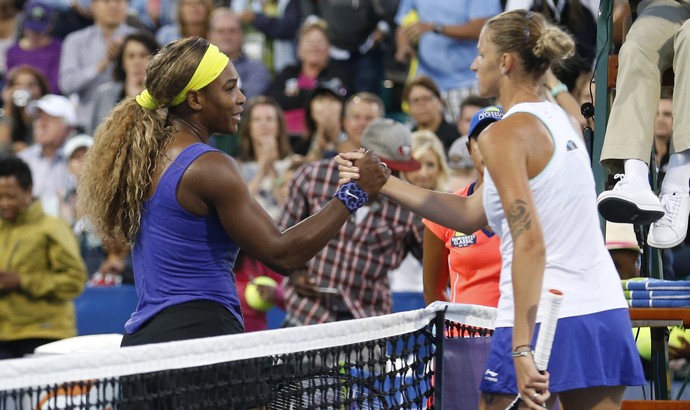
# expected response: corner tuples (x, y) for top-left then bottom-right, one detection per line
(484, 369), (498, 382)
(451, 232), (477, 248)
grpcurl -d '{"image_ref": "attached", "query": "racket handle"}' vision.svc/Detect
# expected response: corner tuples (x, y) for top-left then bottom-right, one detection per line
(533, 289), (564, 371)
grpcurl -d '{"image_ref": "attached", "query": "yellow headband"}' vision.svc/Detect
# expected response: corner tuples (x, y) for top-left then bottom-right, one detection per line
(135, 44), (230, 110)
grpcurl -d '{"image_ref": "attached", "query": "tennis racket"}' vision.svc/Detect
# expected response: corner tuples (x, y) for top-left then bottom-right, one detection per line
(505, 289), (564, 410)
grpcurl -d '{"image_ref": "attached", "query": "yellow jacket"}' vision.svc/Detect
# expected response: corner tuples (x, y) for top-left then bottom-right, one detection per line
(0, 201), (87, 341)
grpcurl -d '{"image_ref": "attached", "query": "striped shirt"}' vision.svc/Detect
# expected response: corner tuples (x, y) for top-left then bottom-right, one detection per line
(279, 159), (424, 325)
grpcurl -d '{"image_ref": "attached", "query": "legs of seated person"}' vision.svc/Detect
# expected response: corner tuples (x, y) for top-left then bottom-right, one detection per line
(672, 19), (690, 154)
(599, 0), (690, 231)
(600, 0), (687, 173)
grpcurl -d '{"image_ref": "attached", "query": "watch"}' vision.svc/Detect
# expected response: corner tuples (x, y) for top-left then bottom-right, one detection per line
(433, 24), (444, 35)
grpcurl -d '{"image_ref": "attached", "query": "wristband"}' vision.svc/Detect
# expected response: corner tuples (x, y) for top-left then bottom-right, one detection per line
(550, 83), (568, 98)
(334, 181), (368, 214)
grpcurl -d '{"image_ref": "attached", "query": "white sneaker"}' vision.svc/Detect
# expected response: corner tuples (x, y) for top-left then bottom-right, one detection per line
(647, 191), (690, 248)
(597, 174), (665, 224)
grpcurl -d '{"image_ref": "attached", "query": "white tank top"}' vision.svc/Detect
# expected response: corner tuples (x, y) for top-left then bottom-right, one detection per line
(483, 102), (627, 328)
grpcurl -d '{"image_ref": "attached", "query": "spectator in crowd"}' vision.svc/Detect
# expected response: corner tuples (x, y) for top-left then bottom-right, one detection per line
(59, 134), (133, 284)
(301, 0), (389, 94)
(339, 10), (645, 408)
(76, 37), (388, 345)
(0, 0), (19, 81)
(402, 76), (461, 153)
(423, 106), (502, 306)
(279, 118), (424, 326)
(446, 95), (494, 191)
(17, 94), (78, 216)
(303, 82), (345, 159)
(605, 221), (641, 281)
(7, 0), (62, 94)
(233, 0), (300, 73)
(456, 94), (494, 137)
(394, 0), (502, 121)
(238, 96), (294, 219)
(0, 65), (51, 155)
(89, 31), (159, 134)
(59, 0), (137, 129)
(0, 157), (87, 359)
(265, 17), (351, 138)
(389, 129), (450, 293)
(207, 8), (270, 100)
(402, 130), (450, 192)
(505, 0), (597, 89)
(572, 70), (594, 108)
(597, 0), (690, 250)
(335, 92), (385, 155)
(156, 0), (213, 46)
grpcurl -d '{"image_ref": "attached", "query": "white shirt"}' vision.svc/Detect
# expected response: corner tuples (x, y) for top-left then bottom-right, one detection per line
(483, 101), (627, 327)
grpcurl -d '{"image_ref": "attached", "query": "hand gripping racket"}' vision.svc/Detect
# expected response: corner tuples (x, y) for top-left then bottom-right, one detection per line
(506, 289), (564, 410)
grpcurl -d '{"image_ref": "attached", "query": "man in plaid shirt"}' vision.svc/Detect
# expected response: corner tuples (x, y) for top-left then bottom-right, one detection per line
(279, 119), (424, 326)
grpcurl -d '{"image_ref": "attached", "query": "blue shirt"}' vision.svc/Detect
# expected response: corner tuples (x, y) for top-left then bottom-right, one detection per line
(395, 0), (502, 91)
(126, 144), (242, 334)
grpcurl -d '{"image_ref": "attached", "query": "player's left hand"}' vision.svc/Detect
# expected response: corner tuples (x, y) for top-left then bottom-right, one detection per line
(514, 355), (550, 409)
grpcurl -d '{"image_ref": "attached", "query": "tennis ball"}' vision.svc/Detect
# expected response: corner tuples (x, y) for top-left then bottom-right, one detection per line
(244, 276), (277, 312)
(634, 327), (690, 361)
(634, 327), (651, 361)
(669, 327), (690, 349)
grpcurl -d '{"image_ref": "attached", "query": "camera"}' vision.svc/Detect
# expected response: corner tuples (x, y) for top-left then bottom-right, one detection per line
(12, 89), (32, 108)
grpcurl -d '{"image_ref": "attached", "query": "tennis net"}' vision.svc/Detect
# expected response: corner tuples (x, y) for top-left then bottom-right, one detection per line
(0, 303), (496, 409)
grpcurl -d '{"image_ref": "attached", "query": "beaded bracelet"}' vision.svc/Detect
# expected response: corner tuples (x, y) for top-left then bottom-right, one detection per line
(334, 181), (368, 214)
(550, 83), (568, 98)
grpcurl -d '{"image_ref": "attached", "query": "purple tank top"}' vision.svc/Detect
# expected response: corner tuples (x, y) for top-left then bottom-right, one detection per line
(125, 143), (242, 334)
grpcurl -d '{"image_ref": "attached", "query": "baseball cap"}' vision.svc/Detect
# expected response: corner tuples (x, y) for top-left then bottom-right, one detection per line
(23, 0), (57, 34)
(311, 79), (347, 100)
(361, 118), (420, 172)
(467, 106), (503, 140)
(447, 136), (473, 170)
(63, 134), (94, 159)
(605, 222), (641, 252)
(27, 94), (77, 127)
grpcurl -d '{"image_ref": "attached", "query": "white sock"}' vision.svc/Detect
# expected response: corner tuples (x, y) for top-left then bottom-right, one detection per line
(661, 150), (690, 195)
(624, 159), (651, 190)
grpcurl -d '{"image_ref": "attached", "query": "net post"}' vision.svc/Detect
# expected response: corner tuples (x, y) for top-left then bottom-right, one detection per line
(432, 307), (447, 409)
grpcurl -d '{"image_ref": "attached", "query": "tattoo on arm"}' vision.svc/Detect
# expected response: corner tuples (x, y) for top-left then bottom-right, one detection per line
(508, 199), (532, 241)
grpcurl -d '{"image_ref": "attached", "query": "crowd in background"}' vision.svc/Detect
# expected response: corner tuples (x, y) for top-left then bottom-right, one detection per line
(1, 0), (689, 365)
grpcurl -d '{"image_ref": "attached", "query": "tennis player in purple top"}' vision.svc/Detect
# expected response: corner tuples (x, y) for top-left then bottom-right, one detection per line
(77, 37), (387, 347)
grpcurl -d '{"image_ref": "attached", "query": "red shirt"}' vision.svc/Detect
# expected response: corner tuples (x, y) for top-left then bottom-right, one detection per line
(423, 183), (501, 307)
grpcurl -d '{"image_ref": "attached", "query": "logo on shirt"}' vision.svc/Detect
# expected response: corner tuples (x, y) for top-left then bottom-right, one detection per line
(451, 232), (477, 248)
(484, 369), (499, 382)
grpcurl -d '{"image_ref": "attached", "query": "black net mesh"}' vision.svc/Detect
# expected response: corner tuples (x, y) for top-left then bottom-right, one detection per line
(0, 303), (498, 410)
(0, 325), (437, 410)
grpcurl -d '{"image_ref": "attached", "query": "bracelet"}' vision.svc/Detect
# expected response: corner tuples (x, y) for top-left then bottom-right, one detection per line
(550, 82), (568, 98)
(512, 350), (534, 358)
(334, 181), (368, 214)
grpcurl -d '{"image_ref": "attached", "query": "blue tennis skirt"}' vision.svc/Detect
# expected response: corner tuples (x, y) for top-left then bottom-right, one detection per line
(479, 308), (645, 394)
